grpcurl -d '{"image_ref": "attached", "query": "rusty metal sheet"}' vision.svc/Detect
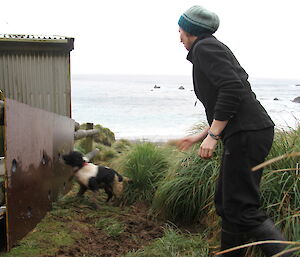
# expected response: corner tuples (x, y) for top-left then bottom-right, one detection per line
(4, 98), (74, 250)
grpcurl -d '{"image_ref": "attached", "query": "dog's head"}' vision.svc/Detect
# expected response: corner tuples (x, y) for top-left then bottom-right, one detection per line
(62, 151), (85, 168)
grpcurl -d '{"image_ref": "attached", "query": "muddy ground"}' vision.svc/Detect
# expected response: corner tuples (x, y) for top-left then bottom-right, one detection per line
(42, 200), (164, 257)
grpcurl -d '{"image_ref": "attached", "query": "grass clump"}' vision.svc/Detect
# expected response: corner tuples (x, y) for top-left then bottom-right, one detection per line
(125, 225), (210, 257)
(114, 142), (169, 205)
(91, 143), (118, 164)
(93, 124), (116, 146)
(112, 139), (132, 153)
(152, 143), (221, 224)
(260, 126), (300, 241)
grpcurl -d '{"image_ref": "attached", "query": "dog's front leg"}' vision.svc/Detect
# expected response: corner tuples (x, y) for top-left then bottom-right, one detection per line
(77, 183), (88, 197)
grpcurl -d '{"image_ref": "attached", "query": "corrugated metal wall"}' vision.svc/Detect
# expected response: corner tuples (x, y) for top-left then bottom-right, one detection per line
(0, 35), (75, 251)
(0, 35), (74, 117)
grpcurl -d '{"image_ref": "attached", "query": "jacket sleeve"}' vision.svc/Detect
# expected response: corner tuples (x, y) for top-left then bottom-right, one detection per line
(194, 42), (246, 121)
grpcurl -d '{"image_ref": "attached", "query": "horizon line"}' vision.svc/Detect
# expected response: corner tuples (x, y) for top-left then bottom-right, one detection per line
(71, 73), (300, 82)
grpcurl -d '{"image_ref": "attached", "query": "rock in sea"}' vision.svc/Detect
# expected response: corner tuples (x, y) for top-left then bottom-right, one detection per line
(292, 96), (300, 103)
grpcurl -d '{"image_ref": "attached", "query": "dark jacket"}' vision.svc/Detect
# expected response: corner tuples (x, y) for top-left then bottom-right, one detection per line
(187, 34), (274, 140)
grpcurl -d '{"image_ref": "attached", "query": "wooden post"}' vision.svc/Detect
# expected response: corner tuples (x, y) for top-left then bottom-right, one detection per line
(74, 121), (80, 131)
(84, 148), (100, 162)
(74, 129), (99, 140)
(80, 123), (94, 153)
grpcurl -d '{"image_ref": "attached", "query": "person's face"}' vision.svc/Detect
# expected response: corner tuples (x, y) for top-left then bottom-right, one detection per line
(179, 27), (197, 51)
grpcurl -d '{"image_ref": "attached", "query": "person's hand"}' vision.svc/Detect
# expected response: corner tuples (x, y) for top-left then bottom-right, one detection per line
(198, 135), (218, 159)
(176, 134), (202, 151)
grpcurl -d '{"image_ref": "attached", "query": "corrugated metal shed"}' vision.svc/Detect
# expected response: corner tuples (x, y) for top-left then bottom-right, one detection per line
(0, 34), (74, 117)
(0, 34), (75, 251)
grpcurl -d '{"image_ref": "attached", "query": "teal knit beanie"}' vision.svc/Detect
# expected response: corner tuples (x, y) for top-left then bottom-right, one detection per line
(178, 5), (219, 36)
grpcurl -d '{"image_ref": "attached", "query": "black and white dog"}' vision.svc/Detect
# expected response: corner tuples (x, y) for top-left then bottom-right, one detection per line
(62, 151), (130, 202)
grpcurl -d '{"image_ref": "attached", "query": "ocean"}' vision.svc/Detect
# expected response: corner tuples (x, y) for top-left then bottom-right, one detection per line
(71, 74), (300, 141)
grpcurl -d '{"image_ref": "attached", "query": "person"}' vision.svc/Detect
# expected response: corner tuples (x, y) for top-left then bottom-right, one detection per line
(176, 5), (292, 257)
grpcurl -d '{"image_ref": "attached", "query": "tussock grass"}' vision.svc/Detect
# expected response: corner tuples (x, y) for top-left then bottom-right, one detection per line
(92, 139), (132, 164)
(236, 126), (300, 256)
(151, 126), (300, 255)
(113, 142), (169, 204)
(112, 139), (132, 153)
(94, 124), (116, 146)
(94, 145), (118, 163)
(259, 127), (300, 242)
(152, 143), (221, 224)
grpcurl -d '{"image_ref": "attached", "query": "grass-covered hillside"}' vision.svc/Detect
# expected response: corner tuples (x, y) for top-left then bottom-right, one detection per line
(2, 124), (300, 257)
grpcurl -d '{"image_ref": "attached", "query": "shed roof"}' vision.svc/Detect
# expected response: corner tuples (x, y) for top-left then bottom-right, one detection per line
(0, 34), (74, 52)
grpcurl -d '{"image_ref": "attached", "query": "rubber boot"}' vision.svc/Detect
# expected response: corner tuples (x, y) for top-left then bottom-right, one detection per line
(219, 229), (248, 257)
(248, 218), (292, 257)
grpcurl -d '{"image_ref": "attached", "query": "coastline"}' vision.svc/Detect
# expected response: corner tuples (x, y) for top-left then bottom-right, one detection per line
(72, 74), (300, 143)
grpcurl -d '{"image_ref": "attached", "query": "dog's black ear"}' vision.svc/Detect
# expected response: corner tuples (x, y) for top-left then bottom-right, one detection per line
(62, 154), (68, 161)
(71, 151), (84, 158)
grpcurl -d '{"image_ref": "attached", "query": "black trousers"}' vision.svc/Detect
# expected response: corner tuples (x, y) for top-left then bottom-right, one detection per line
(215, 127), (274, 232)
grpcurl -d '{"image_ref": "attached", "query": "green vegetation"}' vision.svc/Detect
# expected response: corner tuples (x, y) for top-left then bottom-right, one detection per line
(2, 124), (299, 256)
(2, 195), (84, 257)
(260, 126), (300, 242)
(152, 144), (221, 223)
(112, 139), (132, 153)
(114, 126), (299, 256)
(94, 124), (116, 146)
(74, 123), (130, 165)
(112, 142), (170, 204)
(125, 225), (210, 257)
(95, 217), (125, 237)
(74, 123), (116, 155)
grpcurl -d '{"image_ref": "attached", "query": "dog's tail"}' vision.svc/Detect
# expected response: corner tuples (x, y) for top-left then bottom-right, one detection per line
(122, 176), (132, 183)
(115, 172), (130, 182)
(116, 173), (123, 182)
(116, 173), (132, 183)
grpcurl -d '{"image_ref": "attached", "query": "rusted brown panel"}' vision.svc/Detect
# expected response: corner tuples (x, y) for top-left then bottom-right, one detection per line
(4, 98), (74, 250)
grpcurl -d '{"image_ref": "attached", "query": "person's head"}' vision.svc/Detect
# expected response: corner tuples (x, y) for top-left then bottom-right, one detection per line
(178, 5), (219, 50)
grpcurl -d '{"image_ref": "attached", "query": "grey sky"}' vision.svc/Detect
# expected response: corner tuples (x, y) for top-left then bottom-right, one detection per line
(1, 0), (300, 79)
